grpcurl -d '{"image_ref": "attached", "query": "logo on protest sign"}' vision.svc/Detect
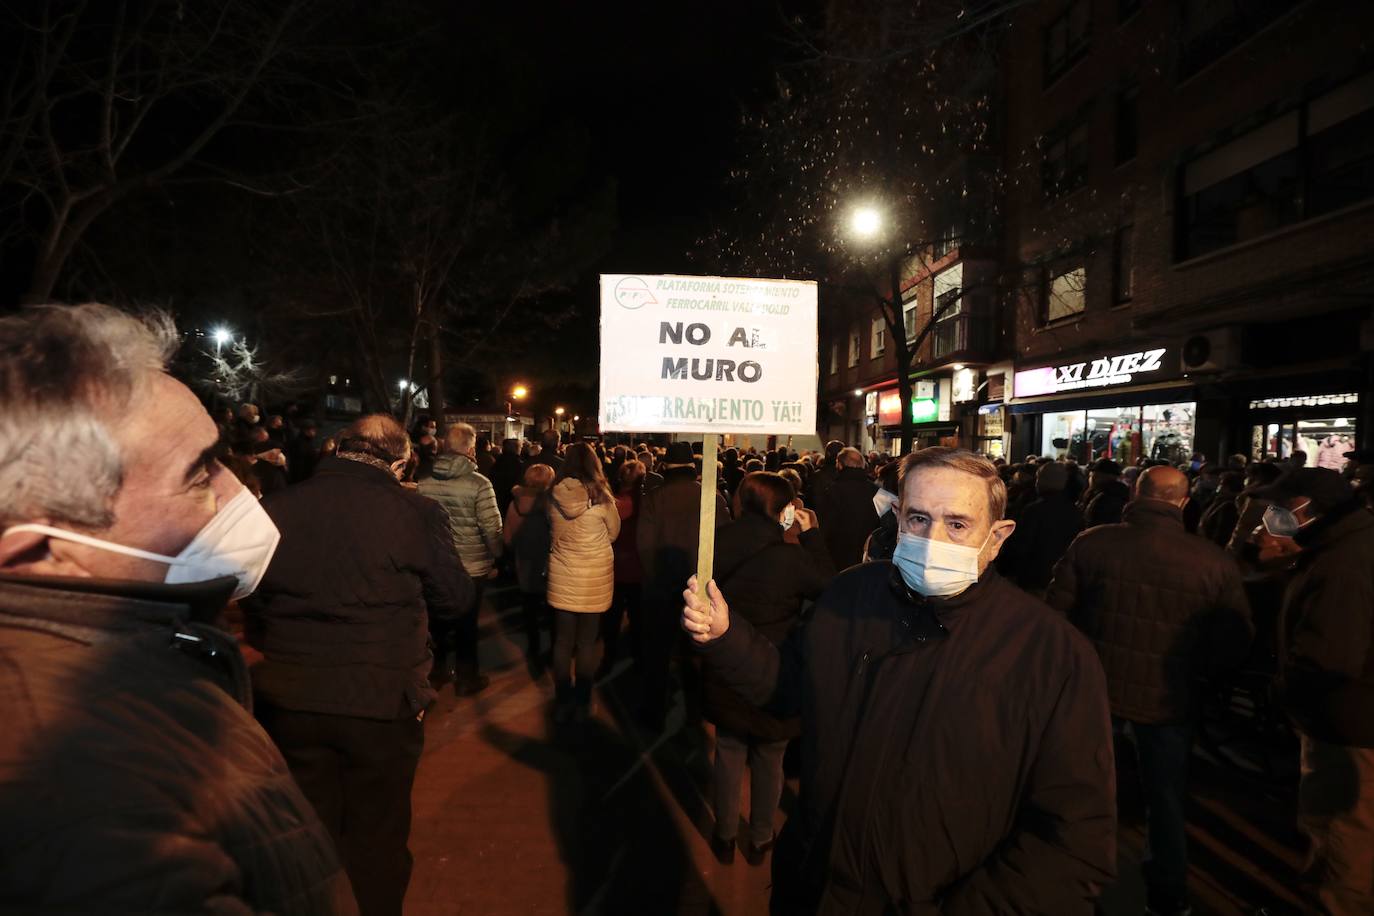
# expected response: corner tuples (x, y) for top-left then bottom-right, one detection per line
(599, 274), (818, 434)
(613, 276), (657, 310)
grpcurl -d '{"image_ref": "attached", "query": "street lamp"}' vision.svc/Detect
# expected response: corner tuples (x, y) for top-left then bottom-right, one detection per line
(511, 384), (528, 400)
(554, 407), (565, 417)
(212, 326), (232, 352)
(849, 205), (884, 241)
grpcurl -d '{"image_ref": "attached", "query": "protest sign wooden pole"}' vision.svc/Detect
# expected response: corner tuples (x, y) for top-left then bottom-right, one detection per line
(696, 432), (719, 598)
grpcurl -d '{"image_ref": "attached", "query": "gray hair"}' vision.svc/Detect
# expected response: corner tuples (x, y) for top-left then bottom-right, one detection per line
(0, 303), (178, 530)
(899, 447), (1008, 522)
(446, 422), (477, 455)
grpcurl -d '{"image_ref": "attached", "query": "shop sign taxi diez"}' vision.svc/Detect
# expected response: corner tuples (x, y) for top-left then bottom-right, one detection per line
(1014, 347), (1170, 398)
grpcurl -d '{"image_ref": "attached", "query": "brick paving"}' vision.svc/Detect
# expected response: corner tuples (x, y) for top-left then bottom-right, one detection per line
(403, 586), (1305, 916)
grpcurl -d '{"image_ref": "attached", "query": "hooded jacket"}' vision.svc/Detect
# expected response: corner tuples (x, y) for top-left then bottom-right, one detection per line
(1046, 500), (1253, 724)
(0, 574), (357, 914)
(505, 484), (551, 594)
(547, 478), (621, 613)
(1278, 499), (1374, 746)
(418, 453), (503, 578)
(701, 562), (1116, 915)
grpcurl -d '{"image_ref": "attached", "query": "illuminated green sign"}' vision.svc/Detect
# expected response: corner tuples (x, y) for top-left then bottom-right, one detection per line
(911, 398), (938, 422)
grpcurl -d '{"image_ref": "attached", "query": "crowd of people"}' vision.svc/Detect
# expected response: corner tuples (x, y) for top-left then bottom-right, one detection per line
(2, 303), (1373, 916)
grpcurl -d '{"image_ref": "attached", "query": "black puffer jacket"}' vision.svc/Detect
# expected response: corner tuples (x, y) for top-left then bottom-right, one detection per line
(1084, 479), (1131, 528)
(702, 563), (1116, 915)
(1279, 500), (1374, 746)
(244, 456), (474, 720)
(703, 515), (833, 740)
(997, 491), (1083, 589)
(820, 467), (878, 571)
(1046, 500), (1253, 724)
(0, 574), (357, 914)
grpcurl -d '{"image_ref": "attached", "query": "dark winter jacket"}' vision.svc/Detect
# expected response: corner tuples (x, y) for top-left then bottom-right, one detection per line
(1278, 499), (1374, 746)
(863, 508), (899, 563)
(1046, 500), (1253, 724)
(807, 463), (839, 520)
(489, 451), (524, 518)
(0, 574), (357, 915)
(997, 491), (1084, 589)
(505, 485), (551, 594)
(701, 563), (1116, 915)
(1084, 479), (1131, 528)
(244, 456), (474, 720)
(637, 466), (729, 606)
(704, 514), (833, 740)
(820, 467), (879, 571)
(1198, 494), (1241, 547)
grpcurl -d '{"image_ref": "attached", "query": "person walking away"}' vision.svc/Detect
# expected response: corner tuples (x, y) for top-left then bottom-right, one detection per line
(637, 441), (729, 732)
(683, 447), (1116, 914)
(547, 442), (621, 722)
(706, 472), (833, 866)
(638, 448), (665, 491)
(1249, 468), (1374, 916)
(506, 463), (555, 676)
(417, 423), (501, 696)
(1083, 458), (1130, 528)
(862, 460), (901, 562)
(819, 447), (878, 571)
(806, 439), (844, 522)
(288, 418), (322, 483)
(530, 429), (564, 473)
(1047, 466), (1252, 916)
(489, 438), (525, 519)
(600, 459), (646, 679)
(243, 415), (472, 916)
(1198, 470), (1244, 547)
(997, 462), (1083, 597)
(0, 304), (356, 914)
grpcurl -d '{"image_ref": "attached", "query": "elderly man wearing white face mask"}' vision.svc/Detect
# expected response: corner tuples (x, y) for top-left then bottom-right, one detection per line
(683, 446), (1116, 916)
(0, 304), (356, 914)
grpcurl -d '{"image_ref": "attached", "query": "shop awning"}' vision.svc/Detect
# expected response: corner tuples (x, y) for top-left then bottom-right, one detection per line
(1006, 380), (1196, 414)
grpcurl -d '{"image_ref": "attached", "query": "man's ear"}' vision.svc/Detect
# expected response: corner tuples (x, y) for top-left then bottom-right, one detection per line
(986, 518), (1016, 557)
(390, 459), (408, 480)
(0, 527), (51, 569)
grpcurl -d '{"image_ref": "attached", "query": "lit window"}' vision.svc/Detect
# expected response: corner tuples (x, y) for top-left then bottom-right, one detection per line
(1045, 264), (1087, 323)
(870, 317), (886, 357)
(848, 331), (860, 368)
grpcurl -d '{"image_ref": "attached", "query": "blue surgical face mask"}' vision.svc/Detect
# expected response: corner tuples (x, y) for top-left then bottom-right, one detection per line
(892, 529), (993, 598)
(1261, 498), (1311, 538)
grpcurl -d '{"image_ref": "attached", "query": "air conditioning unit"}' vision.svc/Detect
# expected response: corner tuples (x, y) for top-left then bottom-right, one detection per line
(1180, 327), (1244, 374)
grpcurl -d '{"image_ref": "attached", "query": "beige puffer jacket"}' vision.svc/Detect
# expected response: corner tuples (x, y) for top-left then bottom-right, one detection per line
(547, 478), (620, 613)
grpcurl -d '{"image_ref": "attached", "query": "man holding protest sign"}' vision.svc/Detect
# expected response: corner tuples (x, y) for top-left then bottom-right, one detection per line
(682, 447), (1117, 914)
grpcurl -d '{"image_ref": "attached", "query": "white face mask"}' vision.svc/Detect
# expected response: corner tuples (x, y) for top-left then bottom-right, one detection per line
(873, 488), (898, 517)
(780, 504), (797, 531)
(892, 530), (991, 598)
(5, 487), (281, 601)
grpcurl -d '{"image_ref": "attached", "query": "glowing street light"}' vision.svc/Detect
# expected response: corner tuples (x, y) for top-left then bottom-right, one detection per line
(848, 205), (884, 240)
(554, 407), (565, 417)
(573, 415), (580, 422)
(511, 384), (529, 400)
(853, 388), (864, 397)
(211, 326), (233, 351)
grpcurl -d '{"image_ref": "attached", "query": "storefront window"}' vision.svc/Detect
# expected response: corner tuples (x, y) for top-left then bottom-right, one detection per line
(1041, 409), (1087, 461)
(1298, 418), (1356, 471)
(1142, 402), (1194, 465)
(1085, 406), (1141, 463)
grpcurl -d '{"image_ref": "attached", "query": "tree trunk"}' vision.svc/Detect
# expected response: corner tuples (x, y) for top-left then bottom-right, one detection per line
(889, 255), (916, 454)
(428, 321), (446, 437)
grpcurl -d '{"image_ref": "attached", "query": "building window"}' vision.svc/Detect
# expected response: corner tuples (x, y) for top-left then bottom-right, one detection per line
(1112, 225), (1135, 304)
(1115, 83), (1139, 165)
(870, 317), (886, 358)
(848, 331), (860, 368)
(1179, 71), (1374, 260)
(1179, 0), (1292, 80)
(902, 289), (919, 340)
(1042, 111), (1090, 198)
(829, 341), (838, 375)
(1044, 263), (1086, 323)
(1043, 0), (1091, 86)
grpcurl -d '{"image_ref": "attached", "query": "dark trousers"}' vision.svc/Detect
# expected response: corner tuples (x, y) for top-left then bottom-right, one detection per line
(713, 728), (787, 846)
(456, 579), (484, 680)
(638, 598), (678, 726)
(259, 705), (424, 916)
(552, 608), (601, 706)
(521, 591), (547, 658)
(1119, 717), (1193, 911)
(602, 581), (642, 666)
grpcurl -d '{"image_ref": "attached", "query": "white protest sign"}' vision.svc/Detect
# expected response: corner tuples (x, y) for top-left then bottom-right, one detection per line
(599, 274), (818, 434)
